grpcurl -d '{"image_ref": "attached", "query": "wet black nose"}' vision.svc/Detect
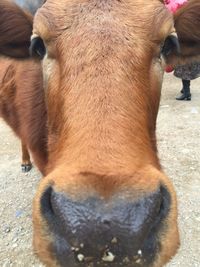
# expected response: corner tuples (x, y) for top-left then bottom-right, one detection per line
(41, 186), (170, 267)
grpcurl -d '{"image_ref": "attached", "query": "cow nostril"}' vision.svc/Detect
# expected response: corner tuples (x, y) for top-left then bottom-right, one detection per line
(159, 186), (170, 219)
(152, 186), (171, 229)
(103, 219), (111, 226)
(40, 186), (55, 218)
(159, 197), (165, 216)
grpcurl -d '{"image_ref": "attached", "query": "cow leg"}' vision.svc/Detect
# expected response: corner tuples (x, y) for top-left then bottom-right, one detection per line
(21, 141), (32, 172)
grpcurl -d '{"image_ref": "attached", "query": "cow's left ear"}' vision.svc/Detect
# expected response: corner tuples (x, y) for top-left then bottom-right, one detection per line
(0, 0), (33, 58)
(165, 0), (200, 66)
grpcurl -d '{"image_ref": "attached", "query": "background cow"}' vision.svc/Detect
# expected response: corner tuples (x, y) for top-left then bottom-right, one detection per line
(0, 0), (45, 171)
(0, 0), (200, 266)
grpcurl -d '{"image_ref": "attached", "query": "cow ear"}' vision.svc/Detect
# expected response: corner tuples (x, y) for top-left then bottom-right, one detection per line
(0, 0), (33, 58)
(166, 0), (200, 65)
(174, 0), (200, 56)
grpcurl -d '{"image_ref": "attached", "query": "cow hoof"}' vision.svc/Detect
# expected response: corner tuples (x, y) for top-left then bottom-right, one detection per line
(21, 164), (32, 173)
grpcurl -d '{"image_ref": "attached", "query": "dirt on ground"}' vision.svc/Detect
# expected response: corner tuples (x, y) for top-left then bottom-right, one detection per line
(0, 74), (200, 267)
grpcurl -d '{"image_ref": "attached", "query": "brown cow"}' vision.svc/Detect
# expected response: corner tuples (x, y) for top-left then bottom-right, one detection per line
(1, 0), (200, 266)
(0, 58), (33, 172)
(0, 0), (46, 172)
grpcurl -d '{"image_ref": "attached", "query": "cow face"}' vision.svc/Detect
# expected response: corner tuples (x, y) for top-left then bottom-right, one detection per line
(1, 0), (200, 266)
(31, 0), (179, 266)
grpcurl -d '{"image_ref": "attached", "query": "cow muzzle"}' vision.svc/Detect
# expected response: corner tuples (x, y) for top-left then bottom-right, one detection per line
(35, 185), (171, 267)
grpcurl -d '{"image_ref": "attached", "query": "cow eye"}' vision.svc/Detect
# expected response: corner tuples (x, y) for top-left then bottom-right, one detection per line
(161, 33), (180, 58)
(30, 36), (46, 59)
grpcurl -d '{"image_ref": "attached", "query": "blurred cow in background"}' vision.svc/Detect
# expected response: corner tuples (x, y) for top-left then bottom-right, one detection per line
(0, 0), (45, 172)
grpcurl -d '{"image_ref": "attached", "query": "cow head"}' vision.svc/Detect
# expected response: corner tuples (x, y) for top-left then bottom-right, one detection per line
(1, 0), (200, 266)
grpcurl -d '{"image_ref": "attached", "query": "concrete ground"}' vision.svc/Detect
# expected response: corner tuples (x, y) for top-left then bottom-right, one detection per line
(0, 74), (200, 266)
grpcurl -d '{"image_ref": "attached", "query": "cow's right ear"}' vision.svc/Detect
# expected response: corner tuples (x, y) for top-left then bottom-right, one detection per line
(164, 0), (200, 66)
(174, 0), (200, 57)
(0, 0), (33, 58)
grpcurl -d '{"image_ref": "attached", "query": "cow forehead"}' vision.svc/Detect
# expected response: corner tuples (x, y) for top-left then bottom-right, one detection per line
(33, 0), (173, 43)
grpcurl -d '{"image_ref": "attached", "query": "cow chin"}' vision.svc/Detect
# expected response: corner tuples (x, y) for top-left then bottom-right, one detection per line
(32, 168), (179, 267)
